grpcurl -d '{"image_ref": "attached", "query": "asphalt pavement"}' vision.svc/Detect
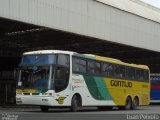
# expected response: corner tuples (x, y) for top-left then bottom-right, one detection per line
(0, 105), (160, 120)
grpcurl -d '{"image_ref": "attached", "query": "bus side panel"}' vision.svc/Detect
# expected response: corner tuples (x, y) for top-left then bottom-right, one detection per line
(72, 75), (116, 106)
(83, 76), (113, 100)
(151, 88), (160, 101)
(82, 76), (150, 106)
(72, 74), (100, 106)
(104, 77), (150, 106)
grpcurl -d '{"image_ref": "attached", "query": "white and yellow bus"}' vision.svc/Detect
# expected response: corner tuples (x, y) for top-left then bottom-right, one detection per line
(16, 50), (150, 112)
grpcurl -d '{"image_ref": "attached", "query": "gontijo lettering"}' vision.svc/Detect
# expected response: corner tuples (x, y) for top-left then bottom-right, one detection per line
(110, 80), (132, 87)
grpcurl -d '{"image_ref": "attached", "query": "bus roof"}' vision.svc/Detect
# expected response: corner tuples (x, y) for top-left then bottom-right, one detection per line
(23, 50), (149, 70)
(23, 50), (76, 55)
(78, 53), (148, 70)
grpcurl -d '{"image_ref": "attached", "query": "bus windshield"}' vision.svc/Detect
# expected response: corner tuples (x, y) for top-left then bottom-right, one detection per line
(17, 66), (51, 89)
(17, 54), (70, 91)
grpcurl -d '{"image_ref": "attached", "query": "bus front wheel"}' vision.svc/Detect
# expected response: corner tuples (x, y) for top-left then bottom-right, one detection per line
(70, 95), (79, 112)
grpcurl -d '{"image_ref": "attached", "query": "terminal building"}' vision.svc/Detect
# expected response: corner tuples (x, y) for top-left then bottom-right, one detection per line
(0, 0), (160, 105)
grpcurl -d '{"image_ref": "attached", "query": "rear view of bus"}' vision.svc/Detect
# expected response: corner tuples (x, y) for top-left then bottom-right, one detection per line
(150, 74), (160, 103)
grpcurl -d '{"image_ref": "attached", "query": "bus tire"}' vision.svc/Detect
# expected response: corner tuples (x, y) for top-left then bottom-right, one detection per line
(132, 97), (139, 110)
(70, 95), (79, 112)
(40, 106), (49, 112)
(124, 96), (132, 110)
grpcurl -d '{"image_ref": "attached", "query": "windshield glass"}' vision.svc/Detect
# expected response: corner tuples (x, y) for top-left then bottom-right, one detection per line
(21, 54), (56, 65)
(17, 54), (70, 91)
(17, 66), (51, 89)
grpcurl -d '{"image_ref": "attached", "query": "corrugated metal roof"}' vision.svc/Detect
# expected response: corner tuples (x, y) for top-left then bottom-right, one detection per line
(96, 0), (160, 23)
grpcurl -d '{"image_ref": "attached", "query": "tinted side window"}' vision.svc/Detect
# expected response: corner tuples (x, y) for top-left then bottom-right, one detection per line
(143, 70), (149, 82)
(136, 69), (144, 81)
(126, 67), (135, 80)
(114, 65), (125, 78)
(88, 61), (100, 75)
(135, 69), (149, 82)
(102, 63), (126, 78)
(54, 67), (69, 92)
(102, 63), (114, 77)
(72, 57), (86, 73)
(57, 55), (70, 67)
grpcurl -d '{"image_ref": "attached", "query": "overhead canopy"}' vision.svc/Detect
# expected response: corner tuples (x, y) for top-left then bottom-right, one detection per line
(97, 0), (160, 23)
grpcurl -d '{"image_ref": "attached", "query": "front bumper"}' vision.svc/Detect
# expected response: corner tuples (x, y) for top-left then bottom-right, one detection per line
(16, 95), (56, 106)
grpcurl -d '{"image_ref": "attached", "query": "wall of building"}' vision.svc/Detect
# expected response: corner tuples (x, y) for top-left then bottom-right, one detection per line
(0, 0), (160, 51)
